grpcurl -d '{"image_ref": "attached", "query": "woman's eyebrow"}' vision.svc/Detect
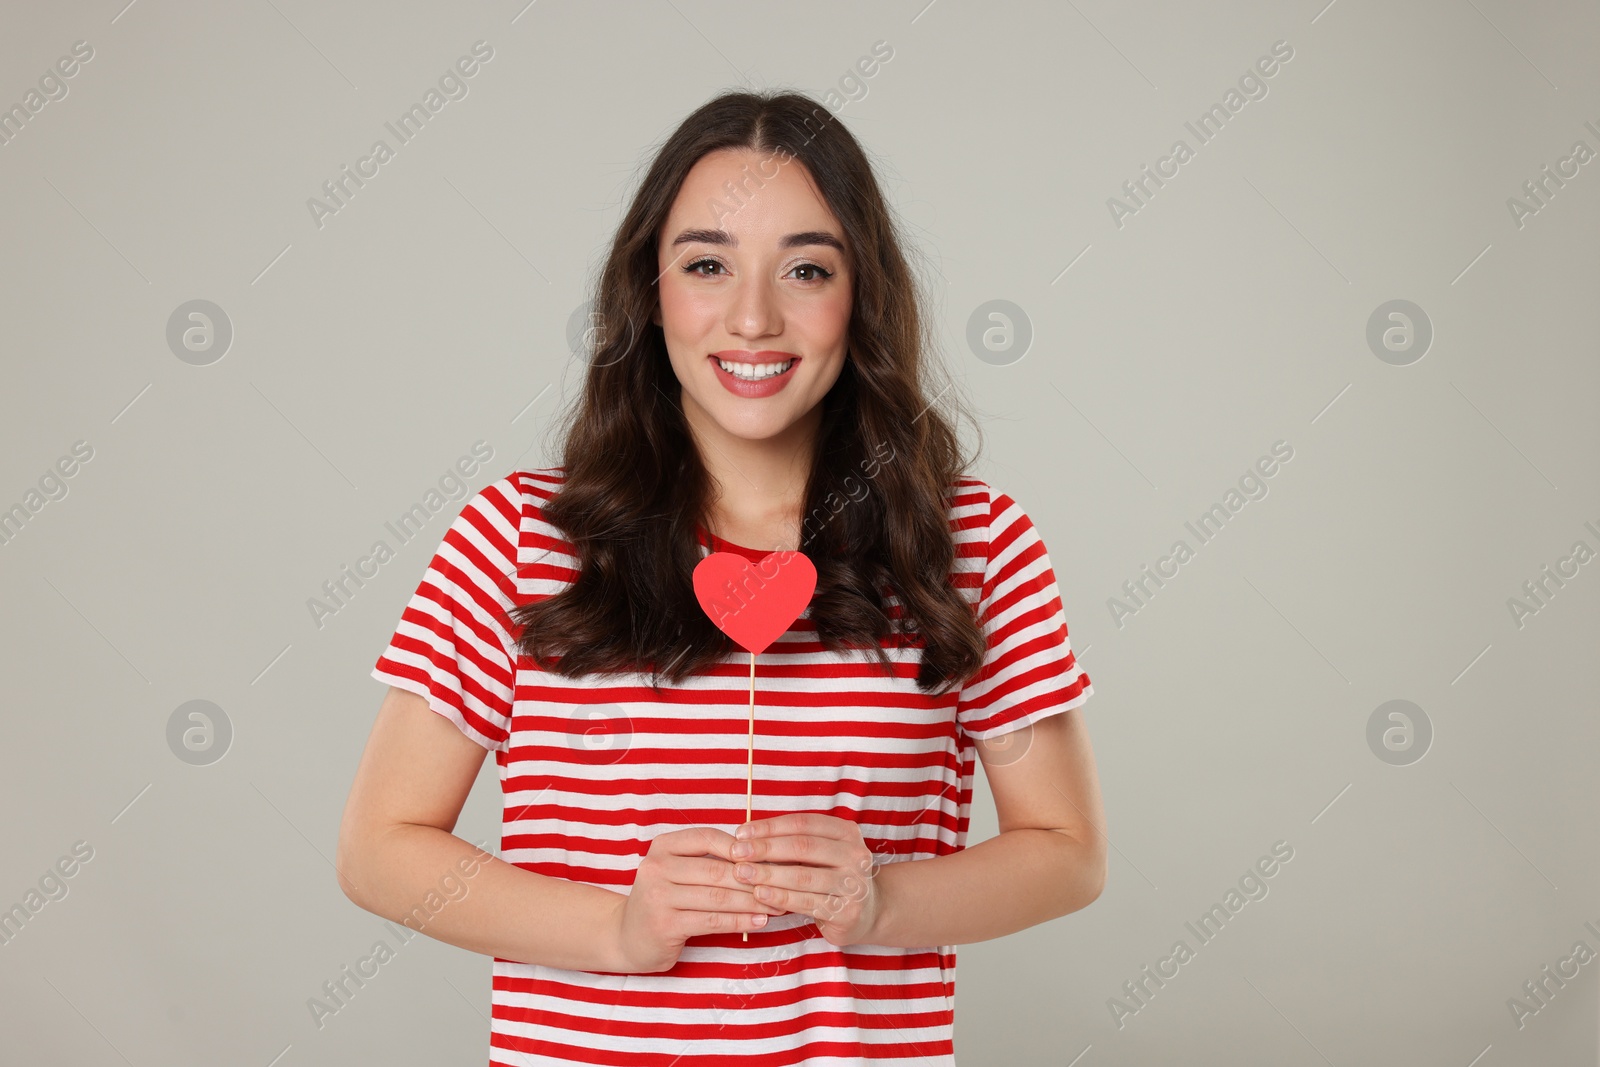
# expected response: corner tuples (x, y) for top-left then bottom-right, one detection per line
(670, 228), (845, 253)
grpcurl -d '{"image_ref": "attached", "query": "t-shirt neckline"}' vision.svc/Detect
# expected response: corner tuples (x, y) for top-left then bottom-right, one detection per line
(695, 523), (782, 562)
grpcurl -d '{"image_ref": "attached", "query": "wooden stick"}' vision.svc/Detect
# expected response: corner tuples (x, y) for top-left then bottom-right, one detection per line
(743, 650), (755, 942)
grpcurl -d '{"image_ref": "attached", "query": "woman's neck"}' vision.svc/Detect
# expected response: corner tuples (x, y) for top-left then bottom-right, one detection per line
(689, 408), (819, 553)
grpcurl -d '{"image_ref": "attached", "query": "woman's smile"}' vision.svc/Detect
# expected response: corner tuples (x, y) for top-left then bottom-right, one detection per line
(708, 350), (801, 398)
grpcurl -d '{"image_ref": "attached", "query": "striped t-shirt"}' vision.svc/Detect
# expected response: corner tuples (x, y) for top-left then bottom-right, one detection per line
(370, 466), (1093, 1066)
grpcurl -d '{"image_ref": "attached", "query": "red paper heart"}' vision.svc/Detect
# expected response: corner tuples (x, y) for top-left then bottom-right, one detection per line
(693, 550), (817, 655)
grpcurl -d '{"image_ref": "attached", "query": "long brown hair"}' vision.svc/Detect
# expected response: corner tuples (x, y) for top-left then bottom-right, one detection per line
(511, 89), (988, 694)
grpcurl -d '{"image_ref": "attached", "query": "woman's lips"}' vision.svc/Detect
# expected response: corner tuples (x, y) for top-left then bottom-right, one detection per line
(708, 355), (799, 398)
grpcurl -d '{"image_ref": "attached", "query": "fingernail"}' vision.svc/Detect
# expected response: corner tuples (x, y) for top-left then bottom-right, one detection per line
(752, 913), (767, 926)
(731, 842), (751, 858)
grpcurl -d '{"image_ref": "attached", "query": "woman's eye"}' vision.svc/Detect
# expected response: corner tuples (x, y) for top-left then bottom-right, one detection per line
(791, 263), (834, 283)
(684, 258), (724, 277)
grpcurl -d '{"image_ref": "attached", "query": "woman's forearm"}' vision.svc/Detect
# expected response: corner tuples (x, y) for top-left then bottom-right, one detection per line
(861, 829), (1105, 948)
(338, 822), (628, 973)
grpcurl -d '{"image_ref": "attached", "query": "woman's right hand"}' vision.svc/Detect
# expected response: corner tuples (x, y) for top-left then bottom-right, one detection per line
(612, 826), (786, 974)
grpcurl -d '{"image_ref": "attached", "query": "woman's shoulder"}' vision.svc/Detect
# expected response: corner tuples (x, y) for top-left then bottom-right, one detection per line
(454, 466), (564, 530)
(945, 472), (1053, 583)
(497, 465), (567, 512)
(947, 471), (1026, 535)
(448, 466), (577, 582)
(947, 471), (1042, 531)
(947, 472), (992, 510)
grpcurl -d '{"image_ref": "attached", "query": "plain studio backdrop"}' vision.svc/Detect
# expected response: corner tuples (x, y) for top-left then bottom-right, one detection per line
(2, 1), (1597, 1064)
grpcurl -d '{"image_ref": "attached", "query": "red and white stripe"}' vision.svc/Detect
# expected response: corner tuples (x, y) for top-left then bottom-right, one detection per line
(372, 467), (1092, 1065)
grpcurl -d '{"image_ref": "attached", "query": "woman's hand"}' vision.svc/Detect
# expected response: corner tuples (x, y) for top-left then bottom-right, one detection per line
(730, 813), (884, 947)
(614, 826), (788, 974)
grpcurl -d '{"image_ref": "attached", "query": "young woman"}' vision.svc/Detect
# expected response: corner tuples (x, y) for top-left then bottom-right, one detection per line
(338, 89), (1104, 1066)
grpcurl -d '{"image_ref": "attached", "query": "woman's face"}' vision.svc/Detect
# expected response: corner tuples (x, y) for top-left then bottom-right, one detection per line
(653, 147), (853, 450)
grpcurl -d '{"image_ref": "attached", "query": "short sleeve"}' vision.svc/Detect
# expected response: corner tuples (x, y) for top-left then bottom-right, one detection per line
(370, 476), (522, 752)
(955, 487), (1093, 741)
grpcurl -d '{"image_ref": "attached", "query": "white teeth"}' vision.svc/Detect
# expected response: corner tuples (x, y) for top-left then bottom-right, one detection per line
(717, 358), (794, 380)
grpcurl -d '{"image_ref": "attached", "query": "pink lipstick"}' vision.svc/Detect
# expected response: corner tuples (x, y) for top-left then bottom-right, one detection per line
(708, 350), (800, 398)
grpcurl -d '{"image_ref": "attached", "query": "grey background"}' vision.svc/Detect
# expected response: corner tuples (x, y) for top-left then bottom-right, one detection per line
(1, 1), (1596, 1064)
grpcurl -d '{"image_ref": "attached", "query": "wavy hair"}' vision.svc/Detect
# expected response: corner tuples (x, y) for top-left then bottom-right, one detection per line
(510, 89), (989, 694)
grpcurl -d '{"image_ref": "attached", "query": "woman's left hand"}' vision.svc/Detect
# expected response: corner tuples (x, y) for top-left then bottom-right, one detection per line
(730, 813), (884, 946)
